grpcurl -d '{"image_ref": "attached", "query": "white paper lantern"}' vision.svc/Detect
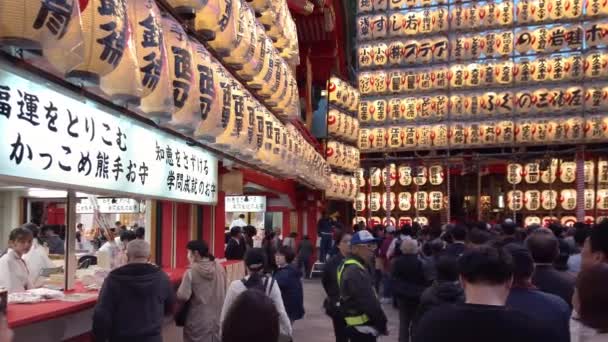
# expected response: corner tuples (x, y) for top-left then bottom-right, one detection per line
(195, 0), (241, 55)
(399, 192), (412, 211)
(166, 0), (205, 17)
(541, 190), (558, 209)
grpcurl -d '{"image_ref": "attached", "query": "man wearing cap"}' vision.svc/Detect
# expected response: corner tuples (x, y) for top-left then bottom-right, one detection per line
(92, 240), (175, 342)
(337, 230), (388, 342)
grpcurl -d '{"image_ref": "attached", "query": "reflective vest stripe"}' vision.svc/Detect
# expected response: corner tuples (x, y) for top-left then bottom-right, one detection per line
(337, 258), (371, 326)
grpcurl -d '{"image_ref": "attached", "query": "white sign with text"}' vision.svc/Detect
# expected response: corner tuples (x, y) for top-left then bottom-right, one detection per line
(225, 196), (267, 212)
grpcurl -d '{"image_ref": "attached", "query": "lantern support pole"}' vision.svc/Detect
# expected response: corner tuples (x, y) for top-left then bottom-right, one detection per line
(477, 163), (482, 222)
(445, 150), (451, 225)
(594, 154), (600, 222)
(576, 145), (585, 222)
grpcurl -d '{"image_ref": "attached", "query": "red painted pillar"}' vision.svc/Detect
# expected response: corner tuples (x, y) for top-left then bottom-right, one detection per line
(174, 203), (191, 268)
(202, 205), (214, 246)
(161, 201), (174, 268)
(214, 191), (226, 258)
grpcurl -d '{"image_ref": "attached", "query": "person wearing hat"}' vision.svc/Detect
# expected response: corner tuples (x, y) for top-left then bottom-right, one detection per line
(220, 248), (292, 340)
(92, 240), (175, 342)
(337, 230), (388, 342)
(225, 227), (246, 260)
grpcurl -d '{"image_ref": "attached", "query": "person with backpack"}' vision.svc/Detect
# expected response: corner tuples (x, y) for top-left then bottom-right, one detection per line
(220, 248), (292, 340)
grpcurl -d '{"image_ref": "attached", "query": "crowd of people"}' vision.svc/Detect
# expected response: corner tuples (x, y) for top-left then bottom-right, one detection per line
(318, 219), (608, 342)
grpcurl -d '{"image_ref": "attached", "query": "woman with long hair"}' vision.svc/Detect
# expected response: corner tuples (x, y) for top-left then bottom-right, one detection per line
(177, 240), (227, 342)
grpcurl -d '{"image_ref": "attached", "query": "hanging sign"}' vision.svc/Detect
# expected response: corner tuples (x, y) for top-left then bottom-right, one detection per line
(0, 62), (218, 204)
(225, 196), (266, 212)
(76, 198), (140, 214)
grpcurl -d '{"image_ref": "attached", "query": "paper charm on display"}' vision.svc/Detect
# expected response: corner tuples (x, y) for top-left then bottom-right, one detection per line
(507, 190), (524, 211)
(541, 190), (558, 210)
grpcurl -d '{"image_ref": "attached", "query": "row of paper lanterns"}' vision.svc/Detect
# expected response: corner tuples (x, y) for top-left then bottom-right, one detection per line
(357, 0), (608, 40)
(358, 84), (608, 123)
(0, 0), (299, 120)
(328, 76), (360, 114)
(357, 22), (608, 69)
(358, 51), (608, 95)
(506, 161), (608, 184)
(328, 108), (360, 143)
(355, 191), (446, 212)
(0, 0), (328, 188)
(245, 0), (300, 65)
(524, 216), (607, 227)
(352, 215), (430, 228)
(507, 188), (608, 211)
(326, 140), (360, 173)
(356, 165), (445, 187)
(325, 173), (359, 201)
(358, 115), (608, 151)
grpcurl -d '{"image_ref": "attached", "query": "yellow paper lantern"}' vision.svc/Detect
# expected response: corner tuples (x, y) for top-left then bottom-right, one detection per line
(166, 0), (205, 17)
(372, 43), (388, 67)
(507, 190), (524, 210)
(162, 17), (197, 134)
(223, 5), (256, 68)
(371, 127), (387, 151)
(586, 0), (608, 17)
(358, 127), (371, 152)
(372, 99), (387, 122)
(388, 126), (403, 150)
(195, 0), (240, 55)
(561, 189), (577, 210)
(415, 191), (428, 210)
(433, 124), (449, 148)
(194, 51), (230, 144)
(358, 100), (371, 123)
(531, 0), (550, 22)
(585, 51), (608, 79)
(51, 0), (128, 85)
(214, 80), (246, 154)
(517, 0), (533, 23)
(566, 117), (584, 141)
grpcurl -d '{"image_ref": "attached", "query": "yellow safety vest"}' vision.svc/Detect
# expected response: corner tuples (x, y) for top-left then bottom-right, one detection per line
(337, 258), (371, 326)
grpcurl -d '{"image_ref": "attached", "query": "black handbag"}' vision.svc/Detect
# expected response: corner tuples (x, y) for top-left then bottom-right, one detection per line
(175, 298), (192, 327)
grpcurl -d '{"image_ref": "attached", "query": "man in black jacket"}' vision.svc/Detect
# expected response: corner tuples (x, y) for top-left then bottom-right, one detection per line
(525, 228), (575, 306)
(338, 230), (388, 342)
(225, 227), (246, 260)
(322, 232), (352, 342)
(92, 240), (175, 342)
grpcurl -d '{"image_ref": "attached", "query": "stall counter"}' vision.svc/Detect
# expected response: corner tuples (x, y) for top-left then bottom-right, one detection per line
(7, 260), (245, 341)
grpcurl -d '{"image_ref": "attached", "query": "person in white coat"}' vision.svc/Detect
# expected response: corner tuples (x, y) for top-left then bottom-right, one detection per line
(229, 214), (248, 229)
(220, 248), (292, 340)
(0, 227), (34, 293)
(22, 224), (55, 287)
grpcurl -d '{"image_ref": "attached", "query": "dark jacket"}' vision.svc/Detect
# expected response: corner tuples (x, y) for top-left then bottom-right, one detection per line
(415, 280), (464, 324)
(340, 255), (388, 334)
(297, 239), (313, 259)
(225, 238), (246, 260)
(317, 218), (333, 237)
(274, 264), (305, 321)
(92, 263), (175, 342)
(322, 252), (345, 315)
(444, 242), (466, 258)
(391, 254), (428, 304)
(507, 287), (571, 342)
(531, 264), (576, 307)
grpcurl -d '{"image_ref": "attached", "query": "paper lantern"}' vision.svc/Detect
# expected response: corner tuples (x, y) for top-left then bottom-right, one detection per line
(372, 71), (388, 94)
(497, 0), (514, 25)
(585, 22), (608, 48)
(415, 191), (428, 211)
(525, 216), (541, 227)
(222, 6), (256, 68)
(480, 122), (496, 144)
(541, 190), (558, 209)
(387, 126), (403, 150)
(399, 165), (412, 186)
(560, 189), (577, 210)
(357, 0), (373, 13)
(50, 0), (127, 85)
(390, 0), (407, 9)
(586, 0), (608, 17)
(450, 123), (467, 147)
(429, 165), (444, 185)
(584, 51), (608, 79)
(585, 84), (608, 111)
(533, 119), (550, 143)
(507, 190), (524, 211)
(398, 192), (412, 211)
(414, 217), (429, 226)
(414, 166), (428, 185)
(387, 41), (404, 65)
(429, 192), (443, 211)
(120, 0), (172, 121)
(416, 39), (433, 64)
(433, 124), (449, 148)
(369, 192), (381, 212)
(418, 69), (433, 91)
(586, 115), (608, 140)
(162, 19), (198, 134)
(417, 125), (432, 148)
(387, 12), (404, 37)
(350, 119), (360, 143)
(370, 14), (387, 39)
(585, 189), (595, 210)
(517, 0), (533, 23)
(432, 7), (449, 32)
(561, 216), (578, 227)
(402, 12), (420, 36)
(565, 54), (584, 81)
(352, 217), (367, 227)
(542, 216), (559, 227)
(381, 192), (396, 211)
(531, 0), (550, 22)
(449, 64), (466, 89)
(496, 120), (515, 144)
(523, 163), (541, 183)
(358, 72), (372, 95)
(515, 120), (534, 143)
(467, 2), (481, 28)
(381, 164), (397, 186)
(166, 0), (204, 17)
(358, 44), (373, 68)
(566, 117), (585, 141)
(371, 127), (388, 150)
(585, 161), (595, 183)
(450, 4), (467, 30)
(372, 43), (388, 67)
(195, 0), (241, 55)
(369, 216), (382, 226)
(525, 190), (541, 210)
(402, 126), (417, 148)
(564, 0), (584, 17)
(507, 163), (523, 184)
(541, 160), (559, 183)
(370, 167), (382, 186)
(357, 15), (372, 40)
(326, 140), (340, 169)
(559, 162), (576, 183)
(358, 127), (371, 151)
(354, 193), (366, 212)
(467, 123), (483, 146)
(598, 189), (608, 209)
(372, 99), (387, 122)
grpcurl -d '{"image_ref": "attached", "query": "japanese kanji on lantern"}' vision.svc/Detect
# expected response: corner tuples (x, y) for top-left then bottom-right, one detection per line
(44, 0), (127, 86)
(161, 17), (198, 135)
(329, 76), (361, 114)
(129, 0), (173, 122)
(194, 0), (240, 55)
